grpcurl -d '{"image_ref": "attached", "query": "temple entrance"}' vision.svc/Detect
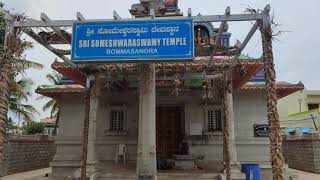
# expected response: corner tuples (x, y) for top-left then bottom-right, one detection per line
(156, 106), (184, 157)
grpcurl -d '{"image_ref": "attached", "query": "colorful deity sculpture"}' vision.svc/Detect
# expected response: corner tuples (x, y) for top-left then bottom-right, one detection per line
(130, 0), (179, 16)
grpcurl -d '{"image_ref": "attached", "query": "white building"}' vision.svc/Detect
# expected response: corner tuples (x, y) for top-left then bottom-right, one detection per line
(33, 1), (304, 179)
(36, 59), (303, 180)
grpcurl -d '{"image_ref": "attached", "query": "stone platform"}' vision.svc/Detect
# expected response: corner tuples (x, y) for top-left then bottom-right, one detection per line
(173, 155), (198, 170)
(93, 171), (225, 180)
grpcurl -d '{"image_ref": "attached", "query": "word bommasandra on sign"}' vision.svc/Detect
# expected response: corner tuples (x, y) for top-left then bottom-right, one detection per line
(72, 19), (194, 62)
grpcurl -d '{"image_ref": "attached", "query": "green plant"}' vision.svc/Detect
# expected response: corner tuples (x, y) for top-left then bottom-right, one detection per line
(25, 121), (45, 135)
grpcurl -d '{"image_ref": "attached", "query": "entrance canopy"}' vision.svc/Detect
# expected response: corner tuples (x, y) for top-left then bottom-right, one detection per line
(10, 4), (270, 68)
(36, 56), (303, 100)
(8, 3), (302, 101)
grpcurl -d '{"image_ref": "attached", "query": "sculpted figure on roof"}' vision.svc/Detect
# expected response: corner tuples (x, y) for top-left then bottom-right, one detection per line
(129, 0), (179, 16)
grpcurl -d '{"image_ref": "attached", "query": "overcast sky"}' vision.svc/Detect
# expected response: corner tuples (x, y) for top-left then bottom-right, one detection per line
(2, 0), (320, 121)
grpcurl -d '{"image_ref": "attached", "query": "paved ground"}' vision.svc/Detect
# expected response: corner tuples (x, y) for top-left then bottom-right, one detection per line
(1, 168), (51, 180)
(289, 168), (320, 180)
(2, 167), (320, 180)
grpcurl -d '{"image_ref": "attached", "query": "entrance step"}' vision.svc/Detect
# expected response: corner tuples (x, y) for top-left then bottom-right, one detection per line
(95, 173), (136, 180)
(95, 173), (225, 180)
(158, 172), (225, 180)
(97, 177), (136, 180)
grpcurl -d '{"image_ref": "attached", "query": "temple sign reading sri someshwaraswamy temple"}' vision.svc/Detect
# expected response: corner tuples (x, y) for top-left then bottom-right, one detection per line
(19, 0), (305, 180)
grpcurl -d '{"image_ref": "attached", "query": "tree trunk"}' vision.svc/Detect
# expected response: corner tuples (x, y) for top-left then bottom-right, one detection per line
(0, 20), (12, 163)
(223, 80), (232, 180)
(0, 61), (11, 163)
(80, 85), (91, 180)
(260, 20), (285, 180)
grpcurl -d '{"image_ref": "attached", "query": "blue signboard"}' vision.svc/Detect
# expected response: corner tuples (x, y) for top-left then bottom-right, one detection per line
(72, 19), (194, 62)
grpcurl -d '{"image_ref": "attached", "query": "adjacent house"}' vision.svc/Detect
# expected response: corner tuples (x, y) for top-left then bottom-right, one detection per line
(278, 90), (320, 134)
(41, 117), (57, 135)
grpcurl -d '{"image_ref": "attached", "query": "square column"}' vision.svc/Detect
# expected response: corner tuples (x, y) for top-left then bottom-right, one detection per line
(136, 64), (157, 178)
(226, 92), (245, 180)
(78, 79), (100, 179)
(227, 92), (238, 164)
(87, 96), (99, 172)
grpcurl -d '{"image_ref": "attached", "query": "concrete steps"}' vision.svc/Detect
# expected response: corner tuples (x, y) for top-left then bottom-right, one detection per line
(97, 177), (135, 180)
(158, 172), (225, 180)
(94, 172), (225, 180)
(94, 173), (136, 180)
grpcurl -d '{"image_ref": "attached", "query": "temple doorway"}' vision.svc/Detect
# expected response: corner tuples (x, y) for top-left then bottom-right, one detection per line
(156, 106), (184, 158)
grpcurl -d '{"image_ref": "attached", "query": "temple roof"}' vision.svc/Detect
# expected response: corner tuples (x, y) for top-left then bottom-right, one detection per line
(51, 57), (264, 89)
(36, 81), (304, 100)
(241, 81), (304, 99)
(36, 84), (85, 99)
(36, 57), (304, 99)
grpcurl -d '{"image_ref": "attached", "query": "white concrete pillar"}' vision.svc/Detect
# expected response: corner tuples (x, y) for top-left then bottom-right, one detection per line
(137, 64), (157, 177)
(227, 92), (238, 164)
(227, 92), (245, 180)
(87, 96), (99, 171)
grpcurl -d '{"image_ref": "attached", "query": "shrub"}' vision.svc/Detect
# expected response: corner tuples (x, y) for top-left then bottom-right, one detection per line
(25, 121), (45, 135)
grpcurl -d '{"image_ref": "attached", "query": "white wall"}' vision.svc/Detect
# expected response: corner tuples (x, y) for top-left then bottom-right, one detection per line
(233, 91), (271, 165)
(51, 94), (85, 176)
(52, 90), (272, 176)
(96, 91), (139, 161)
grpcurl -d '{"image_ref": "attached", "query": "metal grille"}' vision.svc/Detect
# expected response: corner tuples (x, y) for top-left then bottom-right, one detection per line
(110, 110), (124, 131)
(208, 109), (222, 132)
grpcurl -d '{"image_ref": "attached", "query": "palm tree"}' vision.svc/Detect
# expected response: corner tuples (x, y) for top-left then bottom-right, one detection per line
(0, 11), (8, 163)
(0, 12), (26, 163)
(37, 72), (62, 134)
(0, 11), (43, 162)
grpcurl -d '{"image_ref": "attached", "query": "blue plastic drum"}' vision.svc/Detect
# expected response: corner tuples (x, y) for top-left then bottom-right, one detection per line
(241, 164), (261, 180)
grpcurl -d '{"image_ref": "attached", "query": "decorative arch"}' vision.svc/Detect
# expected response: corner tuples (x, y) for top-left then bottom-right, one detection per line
(194, 22), (215, 36)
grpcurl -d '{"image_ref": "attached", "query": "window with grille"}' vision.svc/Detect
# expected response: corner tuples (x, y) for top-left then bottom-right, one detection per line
(207, 109), (222, 132)
(308, 104), (319, 111)
(110, 110), (124, 131)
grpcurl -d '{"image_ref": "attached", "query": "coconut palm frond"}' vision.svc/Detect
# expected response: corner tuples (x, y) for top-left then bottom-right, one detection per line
(21, 104), (39, 115)
(20, 41), (33, 50)
(244, 8), (259, 14)
(37, 71), (62, 121)
(9, 79), (27, 99)
(8, 97), (39, 122)
(9, 78), (34, 100)
(17, 78), (34, 97)
(16, 59), (44, 71)
(46, 72), (62, 85)
(36, 95), (48, 101)
(43, 99), (56, 112)
(8, 77), (37, 123)
(50, 102), (59, 118)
